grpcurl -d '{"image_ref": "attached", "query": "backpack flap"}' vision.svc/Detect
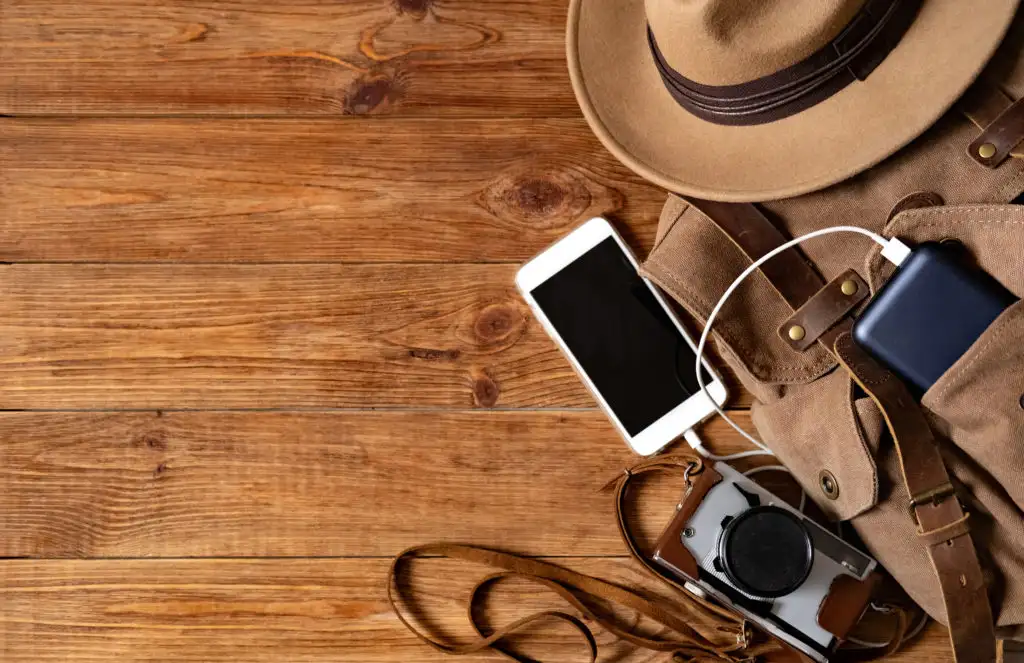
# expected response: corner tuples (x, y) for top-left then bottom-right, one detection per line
(642, 197), (837, 401)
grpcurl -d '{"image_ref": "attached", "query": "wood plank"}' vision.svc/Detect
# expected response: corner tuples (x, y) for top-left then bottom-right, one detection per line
(0, 557), (953, 662)
(0, 263), (748, 409)
(0, 411), (775, 558)
(0, 0), (573, 117)
(0, 119), (664, 262)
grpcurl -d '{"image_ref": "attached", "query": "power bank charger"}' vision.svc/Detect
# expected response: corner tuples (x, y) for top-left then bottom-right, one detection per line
(852, 243), (1017, 394)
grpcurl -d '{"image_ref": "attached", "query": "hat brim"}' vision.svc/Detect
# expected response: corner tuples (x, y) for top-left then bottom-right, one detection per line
(568, 0), (1021, 202)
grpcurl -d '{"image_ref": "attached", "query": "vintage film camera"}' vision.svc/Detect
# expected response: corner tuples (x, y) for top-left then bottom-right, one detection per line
(653, 462), (879, 662)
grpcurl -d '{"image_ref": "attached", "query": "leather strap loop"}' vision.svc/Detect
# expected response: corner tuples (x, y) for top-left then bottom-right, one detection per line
(917, 513), (972, 549)
(779, 269), (870, 351)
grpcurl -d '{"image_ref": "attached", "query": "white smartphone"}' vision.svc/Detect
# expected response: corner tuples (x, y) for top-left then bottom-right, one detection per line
(516, 217), (728, 456)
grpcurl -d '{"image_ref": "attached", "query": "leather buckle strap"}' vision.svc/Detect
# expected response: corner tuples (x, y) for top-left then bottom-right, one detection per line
(835, 332), (997, 663)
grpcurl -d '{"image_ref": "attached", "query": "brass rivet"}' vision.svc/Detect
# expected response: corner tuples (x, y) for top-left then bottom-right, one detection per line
(819, 470), (840, 500)
(978, 143), (997, 159)
(788, 325), (806, 342)
(841, 280), (858, 296)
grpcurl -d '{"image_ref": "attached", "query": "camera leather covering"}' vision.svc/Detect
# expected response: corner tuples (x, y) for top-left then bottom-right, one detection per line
(817, 572), (882, 641)
(652, 464), (723, 581)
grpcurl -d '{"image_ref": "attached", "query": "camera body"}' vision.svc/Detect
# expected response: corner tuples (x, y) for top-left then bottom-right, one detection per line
(653, 462), (878, 662)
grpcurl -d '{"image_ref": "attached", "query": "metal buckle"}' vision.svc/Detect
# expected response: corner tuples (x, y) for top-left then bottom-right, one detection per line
(909, 482), (956, 508)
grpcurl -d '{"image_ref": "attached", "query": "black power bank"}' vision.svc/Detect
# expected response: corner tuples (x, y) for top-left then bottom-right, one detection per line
(852, 243), (1017, 394)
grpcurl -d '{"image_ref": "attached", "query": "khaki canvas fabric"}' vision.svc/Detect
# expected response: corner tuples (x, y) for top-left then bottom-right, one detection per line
(567, 0), (1019, 201)
(641, 42), (1024, 640)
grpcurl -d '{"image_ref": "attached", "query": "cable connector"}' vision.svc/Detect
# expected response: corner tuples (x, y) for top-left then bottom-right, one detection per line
(880, 237), (912, 267)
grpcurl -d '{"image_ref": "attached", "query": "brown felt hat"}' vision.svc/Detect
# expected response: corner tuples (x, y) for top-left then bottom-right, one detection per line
(568, 0), (1021, 201)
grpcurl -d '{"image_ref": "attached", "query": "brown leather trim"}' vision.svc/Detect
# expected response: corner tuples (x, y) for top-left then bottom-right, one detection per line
(969, 95), (1024, 168)
(778, 270), (869, 351)
(817, 572), (881, 639)
(648, 0), (923, 125)
(651, 464), (724, 581)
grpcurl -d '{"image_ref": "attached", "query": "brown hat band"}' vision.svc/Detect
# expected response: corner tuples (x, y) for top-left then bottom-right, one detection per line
(649, 0), (922, 126)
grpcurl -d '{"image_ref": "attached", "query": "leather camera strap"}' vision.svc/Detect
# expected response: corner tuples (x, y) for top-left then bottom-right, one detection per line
(386, 455), (785, 663)
(691, 199), (998, 663)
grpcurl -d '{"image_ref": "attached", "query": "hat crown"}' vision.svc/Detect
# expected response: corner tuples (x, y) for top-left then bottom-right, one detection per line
(645, 0), (868, 85)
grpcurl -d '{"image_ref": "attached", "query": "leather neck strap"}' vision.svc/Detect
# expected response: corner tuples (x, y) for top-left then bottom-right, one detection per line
(649, 0), (922, 126)
(386, 456), (786, 663)
(690, 199), (998, 663)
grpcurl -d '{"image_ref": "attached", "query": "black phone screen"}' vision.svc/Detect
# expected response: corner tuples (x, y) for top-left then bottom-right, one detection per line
(530, 237), (706, 436)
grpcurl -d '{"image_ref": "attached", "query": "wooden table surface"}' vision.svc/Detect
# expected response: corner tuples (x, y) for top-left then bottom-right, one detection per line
(0, 1), (953, 661)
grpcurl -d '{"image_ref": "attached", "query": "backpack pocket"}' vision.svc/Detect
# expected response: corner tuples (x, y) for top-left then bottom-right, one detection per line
(921, 300), (1024, 511)
(862, 204), (1024, 628)
(867, 204), (1024, 511)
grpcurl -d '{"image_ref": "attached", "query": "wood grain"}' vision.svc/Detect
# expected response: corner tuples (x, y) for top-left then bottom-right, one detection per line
(0, 119), (664, 262)
(0, 556), (953, 662)
(0, 263), (748, 409)
(0, 0), (573, 117)
(0, 410), (778, 558)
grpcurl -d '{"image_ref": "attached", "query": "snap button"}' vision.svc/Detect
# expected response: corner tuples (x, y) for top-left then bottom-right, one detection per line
(819, 470), (840, 500)
(887, 191), (943, 221)
(840, 280), (858, 296)
(788, 325), (806, 342)
(978, 143), (997, 159)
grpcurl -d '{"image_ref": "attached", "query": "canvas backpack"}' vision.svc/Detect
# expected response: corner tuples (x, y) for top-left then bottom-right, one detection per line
(640, 68), (1024, 663)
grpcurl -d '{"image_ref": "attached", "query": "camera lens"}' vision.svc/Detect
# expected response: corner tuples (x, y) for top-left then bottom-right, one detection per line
(718, 506), (813, 599)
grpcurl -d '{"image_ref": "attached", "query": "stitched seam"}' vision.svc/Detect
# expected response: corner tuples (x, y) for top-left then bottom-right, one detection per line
(646, 255), (834, 378)
(871, 205), (1024, 287)
(932, 305), (1019, 403)
(895, 206), (1024, 224)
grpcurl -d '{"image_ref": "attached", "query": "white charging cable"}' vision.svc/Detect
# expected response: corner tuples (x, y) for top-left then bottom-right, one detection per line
(688, 226), (911, 458)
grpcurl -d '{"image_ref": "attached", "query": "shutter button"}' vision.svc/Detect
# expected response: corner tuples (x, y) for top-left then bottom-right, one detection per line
(819, 470), (840, 500)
